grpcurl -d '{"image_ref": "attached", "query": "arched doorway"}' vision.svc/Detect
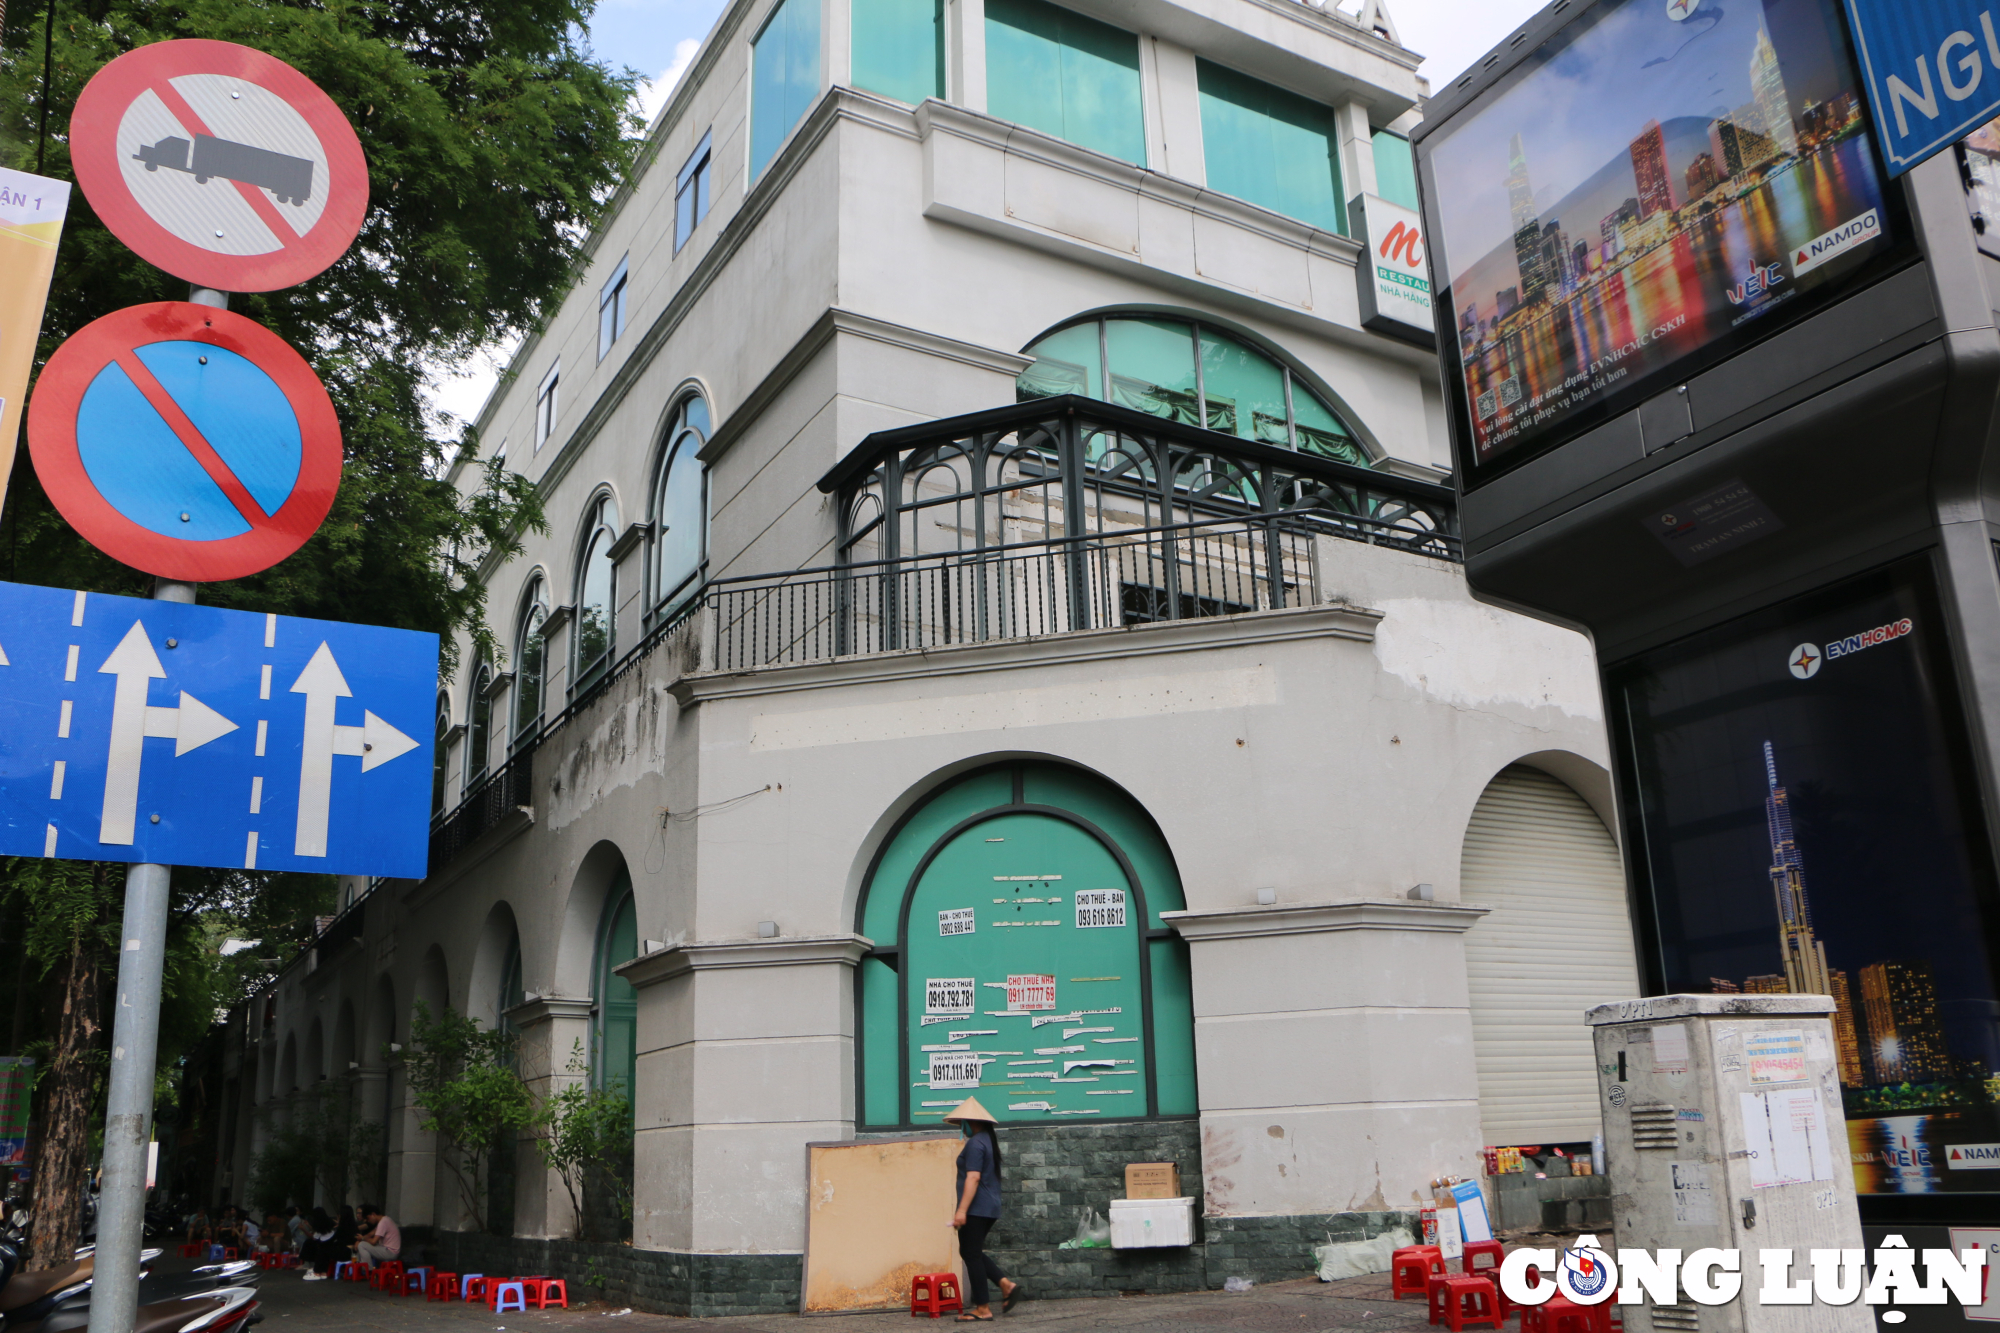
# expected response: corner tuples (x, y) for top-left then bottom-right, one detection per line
(1462, 764), (1638, 1147)
(856, 761), (1196, 1129)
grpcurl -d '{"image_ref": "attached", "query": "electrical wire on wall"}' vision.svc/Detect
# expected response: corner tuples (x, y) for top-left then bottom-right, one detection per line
(643, 783), (779, 873)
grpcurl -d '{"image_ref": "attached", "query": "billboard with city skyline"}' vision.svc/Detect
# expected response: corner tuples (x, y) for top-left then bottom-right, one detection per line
(1612, 557), (2000, 1195)
(1420, 0), (1907, 485)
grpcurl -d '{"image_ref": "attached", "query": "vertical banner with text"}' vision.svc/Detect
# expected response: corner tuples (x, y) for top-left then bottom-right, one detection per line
(0, 167), (70, 516)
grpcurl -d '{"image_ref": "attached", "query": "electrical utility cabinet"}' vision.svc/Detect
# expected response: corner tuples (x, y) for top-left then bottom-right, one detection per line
(1591, 995), (1867, 1333)
(1413, 0), (2000, 1240)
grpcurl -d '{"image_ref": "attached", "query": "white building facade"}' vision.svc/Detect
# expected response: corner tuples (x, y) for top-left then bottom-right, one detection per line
(209, 0), (1641, 1311)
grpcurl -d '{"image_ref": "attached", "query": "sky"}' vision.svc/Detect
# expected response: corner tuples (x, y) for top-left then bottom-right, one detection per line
(425, 0), (1550, 430)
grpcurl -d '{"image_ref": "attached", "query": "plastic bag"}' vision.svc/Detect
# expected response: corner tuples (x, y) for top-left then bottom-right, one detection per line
(1224, 1276), (1254, 1293)
(1313, 1227), (1414, 1282)
(1057, 1206), (1112, 1248)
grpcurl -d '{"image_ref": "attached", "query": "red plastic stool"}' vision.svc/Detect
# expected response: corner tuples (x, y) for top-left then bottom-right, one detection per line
(1526, 1294), (1604, 1333)
(910, 1273), (963, 1318)
(403, 1266), (432, 1296)
(1441, 1276), (1504, 1333)
(1462, 1240), (1505, 1275)
(1395, 1245), (1448, 1300)
(461, 1276), (488, 1302)
(372, 1259), (405, 1292)
(517, 1278), (551, 1307)
(536, 1278), (568, 1310)
(178, 1243), (203, 1259)
(429, 1273), (459, 1302)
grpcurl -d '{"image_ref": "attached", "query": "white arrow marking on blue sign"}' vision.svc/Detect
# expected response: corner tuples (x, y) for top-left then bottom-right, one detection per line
(290, 642), (419, 857)
(97, 621), (239, 844)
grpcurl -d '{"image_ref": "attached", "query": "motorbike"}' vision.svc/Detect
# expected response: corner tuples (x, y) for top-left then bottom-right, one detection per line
(0, 1241), (258, 1333)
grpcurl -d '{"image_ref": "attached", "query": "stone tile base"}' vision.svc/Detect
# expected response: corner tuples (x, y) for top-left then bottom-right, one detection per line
(413, 1229), (800, 1317)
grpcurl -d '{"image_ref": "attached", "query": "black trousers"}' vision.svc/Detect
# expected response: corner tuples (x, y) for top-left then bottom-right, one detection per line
(958, 1214), (1006, 1307)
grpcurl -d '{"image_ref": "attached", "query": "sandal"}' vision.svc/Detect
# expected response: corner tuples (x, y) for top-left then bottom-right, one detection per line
(1004, 1284), (1025, 1312)
(956, 1314), (994, 1322)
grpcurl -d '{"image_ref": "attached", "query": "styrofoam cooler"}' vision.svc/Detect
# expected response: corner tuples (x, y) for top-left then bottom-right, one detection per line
(1108, 1196), (1195, 1248)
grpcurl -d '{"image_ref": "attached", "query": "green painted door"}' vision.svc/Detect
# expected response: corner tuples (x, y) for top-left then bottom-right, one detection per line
(903, 811), (1149, 1124)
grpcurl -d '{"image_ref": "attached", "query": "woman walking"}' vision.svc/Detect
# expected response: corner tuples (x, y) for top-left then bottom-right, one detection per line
(943, 1097), (1021, 1321)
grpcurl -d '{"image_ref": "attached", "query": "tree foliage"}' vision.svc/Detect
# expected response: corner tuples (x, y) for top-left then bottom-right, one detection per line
(534, 1041), (632, 1239)
(398, 1002), (534, 1232)
(0, 0), (639, 1228)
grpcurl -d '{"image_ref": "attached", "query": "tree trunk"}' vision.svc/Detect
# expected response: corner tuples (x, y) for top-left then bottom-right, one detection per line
(29, 911), (104, 1270)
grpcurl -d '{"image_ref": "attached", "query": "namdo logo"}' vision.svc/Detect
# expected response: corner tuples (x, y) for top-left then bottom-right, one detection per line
(1557, 1237), (1617, 1305)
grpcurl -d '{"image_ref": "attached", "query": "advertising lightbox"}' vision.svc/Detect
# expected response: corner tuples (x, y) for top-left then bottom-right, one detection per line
(1419, 0), (1912, 486)
(1610, 556), (2000, 1196)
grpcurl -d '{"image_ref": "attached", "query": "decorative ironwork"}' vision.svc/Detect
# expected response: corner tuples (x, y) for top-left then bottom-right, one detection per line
(428, 397), (1459, 866)
(429, 739), (534, 874)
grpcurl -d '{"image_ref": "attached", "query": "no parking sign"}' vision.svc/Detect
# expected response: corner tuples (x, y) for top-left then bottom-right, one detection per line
(27, 302), (342, 582)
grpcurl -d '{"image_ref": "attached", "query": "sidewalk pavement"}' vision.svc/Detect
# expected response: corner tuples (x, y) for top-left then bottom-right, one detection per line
(246, 1264), (1438, 1331)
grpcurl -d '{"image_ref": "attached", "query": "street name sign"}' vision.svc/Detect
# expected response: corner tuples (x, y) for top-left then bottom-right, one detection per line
(70, 39), (368, 291)
(1845, 0), (2000, 176)
(27, 301), (342, 582)
(0, 581), (436, 878)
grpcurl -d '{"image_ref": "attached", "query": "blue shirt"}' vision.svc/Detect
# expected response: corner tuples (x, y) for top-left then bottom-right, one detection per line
(955, 1132), (1002, 1218)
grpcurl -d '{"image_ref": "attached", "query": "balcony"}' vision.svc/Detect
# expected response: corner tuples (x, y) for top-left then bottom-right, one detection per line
(431, 397), (1457, 869)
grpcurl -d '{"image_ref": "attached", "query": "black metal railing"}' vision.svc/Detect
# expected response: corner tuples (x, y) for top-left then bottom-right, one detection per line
(426, 398), (1461, 874)
(429, 740), (535, 874)
(705, 514), (1323, 670)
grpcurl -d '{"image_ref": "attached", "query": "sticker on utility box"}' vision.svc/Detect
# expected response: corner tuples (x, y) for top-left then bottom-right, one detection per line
(1746, 1029), (1807, 1084)
(938, 907), (975, 937)
(1670, 1160), (1715, 1225)
(926, 977), (975, 1014)
(1074, 889), (1126, 929)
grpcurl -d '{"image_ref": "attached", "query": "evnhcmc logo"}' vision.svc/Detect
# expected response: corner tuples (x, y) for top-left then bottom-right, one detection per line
(1788, 643), (1823, 680)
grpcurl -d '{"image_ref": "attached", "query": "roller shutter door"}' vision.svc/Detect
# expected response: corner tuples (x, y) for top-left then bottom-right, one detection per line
(1462, 765), (1639, 1146)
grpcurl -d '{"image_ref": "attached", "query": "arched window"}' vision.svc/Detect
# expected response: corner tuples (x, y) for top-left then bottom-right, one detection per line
(498, 934), (525, 1038)
(514, 576), (550, 746)
(1016, 315), (1368, 466)
(431, 693), (451, 815)
(856, 761), (1197, 1128)
(574, 496), (618, 693)
(652, 396), (710, 615)
(465, 662), (493, 789)
(591, 875), (639, 1095)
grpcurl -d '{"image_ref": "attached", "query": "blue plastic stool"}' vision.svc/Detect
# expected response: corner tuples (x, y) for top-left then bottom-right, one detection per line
(492, 1280), (526, 1313)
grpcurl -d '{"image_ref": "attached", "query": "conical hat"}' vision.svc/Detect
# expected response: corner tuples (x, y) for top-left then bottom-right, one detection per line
(941, 1095), (996, 1125)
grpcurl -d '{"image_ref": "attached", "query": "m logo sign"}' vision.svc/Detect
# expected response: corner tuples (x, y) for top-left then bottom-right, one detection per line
(1350, 195), (1434, 347)
(1380, 220), (1424, 268)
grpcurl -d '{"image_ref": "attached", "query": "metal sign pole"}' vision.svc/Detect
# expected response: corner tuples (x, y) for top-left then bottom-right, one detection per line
(87, 285), (222, 1333)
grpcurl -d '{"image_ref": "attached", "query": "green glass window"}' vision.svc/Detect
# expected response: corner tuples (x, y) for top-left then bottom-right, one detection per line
(592, 877), (639, 1094)
(1372, 128), (1419, 212)
(1199, 329), (1288, 445)
(1106, 318), (1198, 425)
(856, 762), (1197, 1128)
(852, 0), (942, 105)
(751, 0), (822, 182)
(574, 497), (616, 693)
(986, 0), (1143, 165)
(1197, 60), (1343, 234)
(1017, 314), (1369, 466)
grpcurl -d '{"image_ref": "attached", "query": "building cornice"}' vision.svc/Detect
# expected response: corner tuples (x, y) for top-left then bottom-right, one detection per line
(505, 995), (594, 1027)
(615, 933), (873, 989)
(405, 806), (535, 907)
(700, 307), (1035, 466)
(669, 600), (1381, 705)
(1162, 897), (1490, 941)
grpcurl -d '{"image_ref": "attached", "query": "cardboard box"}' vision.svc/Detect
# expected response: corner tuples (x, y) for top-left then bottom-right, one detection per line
(1125, 1162), (1181, 1199)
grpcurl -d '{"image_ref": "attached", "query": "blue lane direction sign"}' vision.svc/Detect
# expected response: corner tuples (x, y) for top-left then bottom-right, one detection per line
(1846, 0), (2000, 176)
(0, 581), (436, 877)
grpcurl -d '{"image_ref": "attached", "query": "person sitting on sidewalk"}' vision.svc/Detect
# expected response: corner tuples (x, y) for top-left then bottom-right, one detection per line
(353, 1204), (401, 1268)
